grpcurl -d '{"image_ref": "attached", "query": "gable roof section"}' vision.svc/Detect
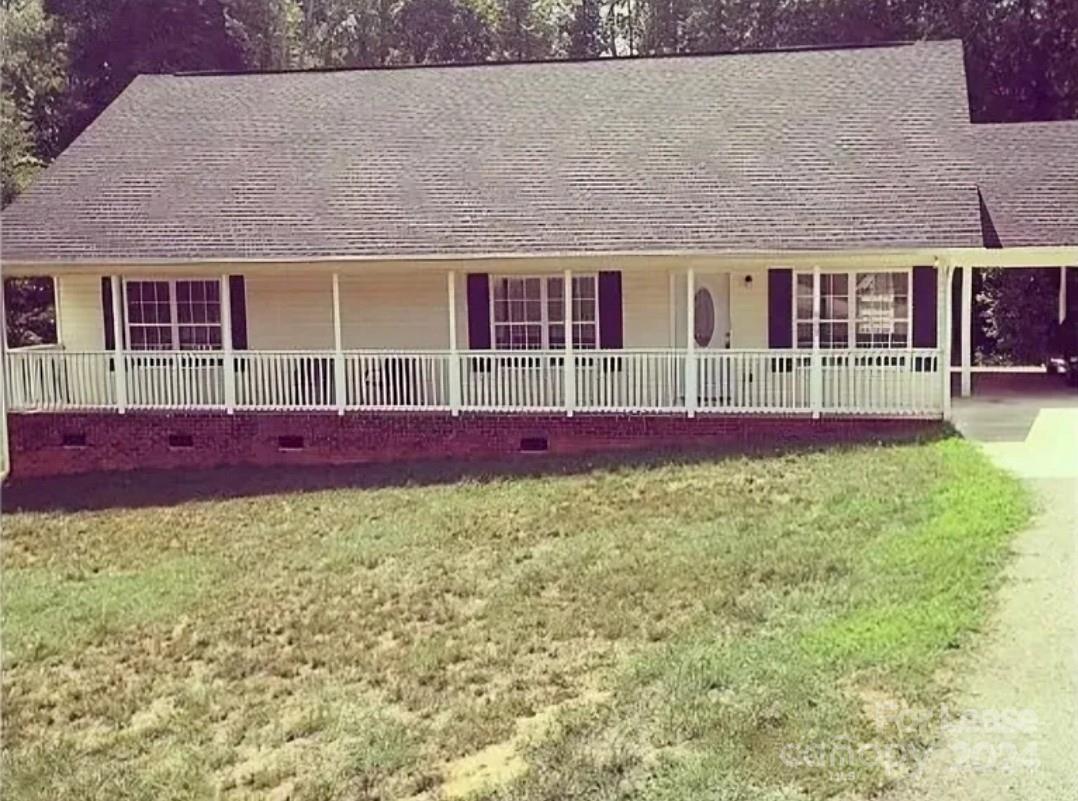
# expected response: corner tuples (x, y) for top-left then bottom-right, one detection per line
(976, 121), (1078, 247)
(1, 40), (982, 264)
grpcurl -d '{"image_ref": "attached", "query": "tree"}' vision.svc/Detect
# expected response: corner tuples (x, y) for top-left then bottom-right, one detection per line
(602, 0), (641, 56)
(394, 0), (495, 64)
(978, 268), (1061, 365)
(497, 0), (551, 60)
(299, 0), (397, 68)
(43, 0), (250, 154)
(564, 0), (602, 57)
(3, 277), (57, 347)
(224, 0), (304, 70)
(1, 90), (40, 206)
(640, 0), (691, 54)
(1, 0), (66, 194)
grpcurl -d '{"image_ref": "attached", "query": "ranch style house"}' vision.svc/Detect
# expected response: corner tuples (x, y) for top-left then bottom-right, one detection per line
(1, 39), (1076, 477)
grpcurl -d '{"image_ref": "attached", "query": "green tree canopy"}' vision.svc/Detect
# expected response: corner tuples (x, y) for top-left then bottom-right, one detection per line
(394, 0), (495, 63)
(564, 0), (603, 57)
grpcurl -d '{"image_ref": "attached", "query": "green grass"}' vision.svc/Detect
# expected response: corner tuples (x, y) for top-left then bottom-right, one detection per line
(0, 437), (1030, 800)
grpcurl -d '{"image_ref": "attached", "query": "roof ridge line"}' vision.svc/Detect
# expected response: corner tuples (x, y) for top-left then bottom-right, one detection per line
(168, 38), (944, 79)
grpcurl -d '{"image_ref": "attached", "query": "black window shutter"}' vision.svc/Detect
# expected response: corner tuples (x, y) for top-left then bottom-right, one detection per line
(228, 275), (248, 350)
(467, 273), (491, 349)
(598, 271), (623, 349)
(101, 277), (116, 349)
(911, 266), (937, 348)
(767, 269), (793, 348)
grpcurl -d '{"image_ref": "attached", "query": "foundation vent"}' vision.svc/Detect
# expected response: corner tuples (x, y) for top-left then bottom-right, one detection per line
(168, 433), (194, 449)
(519, 436), (549, 453)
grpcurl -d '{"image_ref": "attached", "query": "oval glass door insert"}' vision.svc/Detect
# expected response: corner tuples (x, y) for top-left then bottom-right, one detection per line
(694, 287), (715, 347)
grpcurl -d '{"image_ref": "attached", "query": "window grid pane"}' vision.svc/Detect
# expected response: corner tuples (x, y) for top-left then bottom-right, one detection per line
(176, 279), (223, 351)
(493, 277), (545, 350)
(126, 281), (174, 351)
(491, 275), (598, 350)
(855, 272), (909, 348)
(125, 279), (223, 352)
(795, 271), (908, 350)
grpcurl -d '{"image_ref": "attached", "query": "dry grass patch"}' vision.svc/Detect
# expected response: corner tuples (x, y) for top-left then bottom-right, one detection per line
(1, 438), (1029, 800)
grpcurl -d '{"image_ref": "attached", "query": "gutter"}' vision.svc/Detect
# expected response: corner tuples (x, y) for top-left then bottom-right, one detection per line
(0, 246), (966, 277)
(3, 245), (1075, 276)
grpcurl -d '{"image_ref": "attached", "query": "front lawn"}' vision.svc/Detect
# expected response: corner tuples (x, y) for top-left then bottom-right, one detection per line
(1, 437), (1029, 800)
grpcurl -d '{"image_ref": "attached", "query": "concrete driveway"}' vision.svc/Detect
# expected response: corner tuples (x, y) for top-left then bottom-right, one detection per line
(888, 381), (1078, 801)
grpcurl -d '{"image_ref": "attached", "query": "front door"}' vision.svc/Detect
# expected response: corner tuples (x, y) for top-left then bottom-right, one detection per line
(693, 273), (731, 406)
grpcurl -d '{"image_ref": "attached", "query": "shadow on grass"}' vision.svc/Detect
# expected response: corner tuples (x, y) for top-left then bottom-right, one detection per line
(2, 424), (953, 513)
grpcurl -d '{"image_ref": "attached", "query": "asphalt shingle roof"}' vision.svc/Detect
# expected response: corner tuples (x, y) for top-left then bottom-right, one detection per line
(1, 40), (985, 263)
(976, 121), (1078, 248)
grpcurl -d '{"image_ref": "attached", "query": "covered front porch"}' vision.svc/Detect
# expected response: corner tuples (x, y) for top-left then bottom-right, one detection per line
(3, 254), (950, 419)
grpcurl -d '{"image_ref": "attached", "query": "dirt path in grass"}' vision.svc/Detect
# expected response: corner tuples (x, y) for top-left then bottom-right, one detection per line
(888, 407), (1078, 801)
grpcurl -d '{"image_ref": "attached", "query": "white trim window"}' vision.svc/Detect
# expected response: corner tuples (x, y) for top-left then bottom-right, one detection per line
(796, 272), (849, 348)
(795, 270), (910, 349)
(125, 279), (223, 351)
(853, 271), (910, 348)
(491, 275), (598, 350)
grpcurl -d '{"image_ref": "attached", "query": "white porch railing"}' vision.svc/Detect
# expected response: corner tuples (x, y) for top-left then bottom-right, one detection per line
(234, 351), (334, 409)
(460, 351), (566, 411)
(232, 351), (453, 410)
(696, 351), (813, 413)
(125, 352), (227, 409)
(3, 348), (944, 417)
(821, 349), (943, 415)
(345, 351), (451, 410)
(4, 349), (115, 410)
(575, 350), (684, 412)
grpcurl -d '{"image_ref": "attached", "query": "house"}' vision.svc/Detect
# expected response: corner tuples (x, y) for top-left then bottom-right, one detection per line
(1, 39), (1076, 477)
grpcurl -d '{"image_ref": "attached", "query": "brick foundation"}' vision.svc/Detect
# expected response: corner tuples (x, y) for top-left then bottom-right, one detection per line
(6, 411), (939, 478)
(6, 409), (935, 478)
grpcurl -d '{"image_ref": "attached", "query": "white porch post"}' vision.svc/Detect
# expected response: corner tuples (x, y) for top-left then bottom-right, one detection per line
(447, 270), (461, 415)
(668, 271), (677, 408)
(110, 275), (127, 414)
(332, 272), (345, 415)
(668, 271), (677, 346)
(563, 269), (575, 416)
(809, 265), (823, 419)
(685, 268), (696, 416)
(1, 278), (9, 480)
(960, 263), (973, 398)
(940, 259), (953, 420)
(220, 275), (236, 413)
(1060, 266), (1069, 324)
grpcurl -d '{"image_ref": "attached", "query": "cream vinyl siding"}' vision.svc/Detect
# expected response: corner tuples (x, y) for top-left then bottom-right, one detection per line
(57, 274), (105, 350)
(245, 274), (335, 350)
(339, 271), (449, 349)
(729, 270), (769, 348)
(622, 269), (672, 347)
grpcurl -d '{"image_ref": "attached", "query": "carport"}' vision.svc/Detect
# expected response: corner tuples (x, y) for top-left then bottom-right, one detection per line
(950, 256), (1075, 402)
(954, 120), (1078, 405)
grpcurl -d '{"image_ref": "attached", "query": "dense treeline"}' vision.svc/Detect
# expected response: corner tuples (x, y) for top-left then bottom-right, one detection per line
(2, 0), (1076, 204)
